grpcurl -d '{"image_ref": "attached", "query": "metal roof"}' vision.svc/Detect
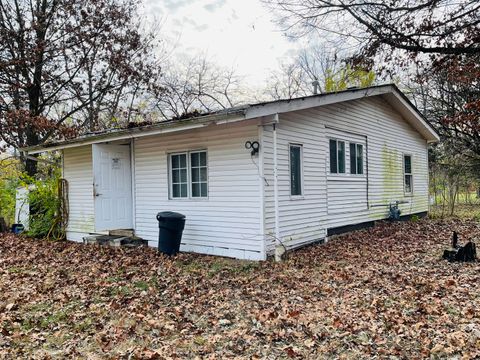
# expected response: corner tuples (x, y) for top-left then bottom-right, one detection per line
(23, 84), (439, 154)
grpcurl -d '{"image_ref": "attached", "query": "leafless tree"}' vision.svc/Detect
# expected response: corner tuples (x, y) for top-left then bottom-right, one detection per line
(154, 55), (247, 119)
(264, 44), (375, 100)
(264, 61), (309, 100)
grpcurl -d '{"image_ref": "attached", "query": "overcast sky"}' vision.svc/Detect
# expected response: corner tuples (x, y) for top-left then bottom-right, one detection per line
(144, 0), (304, 88)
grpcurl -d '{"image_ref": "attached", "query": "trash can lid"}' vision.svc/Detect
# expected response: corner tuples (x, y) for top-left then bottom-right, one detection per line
(156, 211), (186, 219)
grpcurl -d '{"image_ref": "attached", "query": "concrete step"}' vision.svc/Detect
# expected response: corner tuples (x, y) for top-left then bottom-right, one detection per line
(83, 234), (148, 248)
(109, 229), (135, 237)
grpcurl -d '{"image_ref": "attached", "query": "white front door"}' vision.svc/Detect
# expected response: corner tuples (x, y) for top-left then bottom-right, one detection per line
(93, 143), (133, 231)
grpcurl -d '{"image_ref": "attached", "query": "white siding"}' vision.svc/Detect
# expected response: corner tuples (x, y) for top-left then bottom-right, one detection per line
(134, 122), (264, 260)
(262, 112), (328, 253)
(326, 128), (368, 218)
(63, 146), (94, 241)
(323, 96), (429, 228)
(262, 96), (429, 254)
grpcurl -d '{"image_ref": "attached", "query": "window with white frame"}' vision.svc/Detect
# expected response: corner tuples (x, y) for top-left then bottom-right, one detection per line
(289, 144), (303, 196)
(329, 139), (345, 174)
(403, 154), (413, 194)
(349, 143), (364, 175)
(169, 150), (208, 199)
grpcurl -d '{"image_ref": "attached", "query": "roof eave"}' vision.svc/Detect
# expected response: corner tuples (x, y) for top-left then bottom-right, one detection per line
(382, 91), (440, 143)
(245, 84), (439, 143)
(23, 84), (439, 154)
(23, 110), (247, 154)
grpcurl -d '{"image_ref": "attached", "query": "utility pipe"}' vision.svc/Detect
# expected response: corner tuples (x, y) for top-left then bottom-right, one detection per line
(273, 113), (282, 262)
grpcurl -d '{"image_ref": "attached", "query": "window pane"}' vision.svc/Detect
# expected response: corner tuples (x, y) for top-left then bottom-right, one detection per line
(172, 169), (179, 183)
(199, 152), (207, 166)
(172, 154), (179, 169)
(200, 183), (207, 197)
(192, 183), (200, 197)
(179, 154), (187, 168)
(191, 152), (199, 167)
(290, 145), (302, 195)
(172, 184), (180, 198)
(349, 143), (357, 174)
(357, 144), (363, 175)
(338, 141), (345, 173)
(405, 174), (412, 193)
(329, 139), (337, 174)
(200, 168), (207, 182)
(181, 183), (187, 197)
(180, 169), (187, 182)
(404, 155), (412, 174)
(191, 167), (199, 182)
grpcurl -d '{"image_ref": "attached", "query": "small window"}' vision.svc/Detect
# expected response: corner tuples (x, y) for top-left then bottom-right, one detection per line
(404, 154), (412, 194)
(169, 150), (208, 199)
(290, 144), (302, 196)
(349, 143), (364, 175)
(329, 139), (345, 174)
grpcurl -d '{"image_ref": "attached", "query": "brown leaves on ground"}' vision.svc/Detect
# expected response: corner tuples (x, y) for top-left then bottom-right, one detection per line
(0, 219), (480, 359)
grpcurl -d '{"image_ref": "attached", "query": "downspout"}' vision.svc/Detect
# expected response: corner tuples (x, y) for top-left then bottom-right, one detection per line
(273, 113), (282, 262)
(258, 125), (267, 260)
(130, 138), (136, 232)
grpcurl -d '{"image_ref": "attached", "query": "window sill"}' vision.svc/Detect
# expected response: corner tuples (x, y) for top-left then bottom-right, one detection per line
(327, 175), (367, 182)
(169, 197), (209, 201)
(290, 195), (305, 200)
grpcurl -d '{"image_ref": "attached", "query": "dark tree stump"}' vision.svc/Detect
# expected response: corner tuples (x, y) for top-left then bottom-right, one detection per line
(0, 217), (7, 232)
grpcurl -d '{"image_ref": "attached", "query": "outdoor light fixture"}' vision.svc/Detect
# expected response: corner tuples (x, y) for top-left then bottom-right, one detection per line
(245, 140), (260, 156)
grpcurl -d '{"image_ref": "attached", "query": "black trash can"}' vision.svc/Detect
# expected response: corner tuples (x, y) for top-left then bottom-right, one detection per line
(156, 211), (186, 256)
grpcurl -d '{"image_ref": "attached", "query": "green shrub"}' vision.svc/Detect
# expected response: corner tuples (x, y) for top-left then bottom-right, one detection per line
(0, 178), (18, 227)
(0, 155), (61, 234)
(27, 174), (61, 238)
(0, 157), (22, 227)
(410, 214), (420, 222)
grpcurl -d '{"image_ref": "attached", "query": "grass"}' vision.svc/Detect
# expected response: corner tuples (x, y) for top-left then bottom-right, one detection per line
(429, 203), (480, 220)
(431, 191), (480, 206)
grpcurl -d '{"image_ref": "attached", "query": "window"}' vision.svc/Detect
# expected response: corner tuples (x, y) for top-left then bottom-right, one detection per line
(329, 139), (345, 174)
(404, 154), (413, 194)
(290, 144), (302, 196)
(169, 150), (208, 199)
(349, 143), (364, 175)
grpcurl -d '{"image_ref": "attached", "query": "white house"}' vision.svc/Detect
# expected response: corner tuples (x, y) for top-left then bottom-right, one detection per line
(24, 84), (440, 260)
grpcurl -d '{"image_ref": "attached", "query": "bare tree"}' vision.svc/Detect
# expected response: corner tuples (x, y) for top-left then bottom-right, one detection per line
(154, 55), (246, 119)
(264, 60), (310, 100)
(264, 45), (376, 100)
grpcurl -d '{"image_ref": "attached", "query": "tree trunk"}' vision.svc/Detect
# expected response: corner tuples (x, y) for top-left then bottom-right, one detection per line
(25, 156), (38, 177)
(24, 125), (40, 177)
